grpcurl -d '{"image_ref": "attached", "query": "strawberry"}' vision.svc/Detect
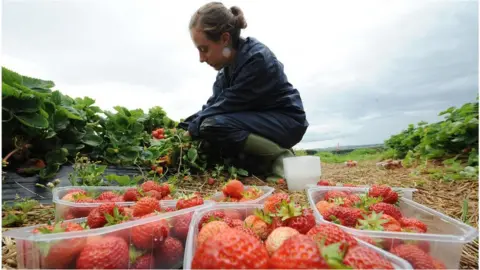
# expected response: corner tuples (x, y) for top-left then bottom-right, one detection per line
(97, 191), (118, 201)
(357, 212), (401, 232)
(33, 221), (86, 269)
(196, 220), (230, 247)
(317, 179), (331, 186)
(263, 192), (290, 214)
(222, 179), (244, 199)
(131, 213), (170, 249)
(316, 200), (335, 216)
(324, 190), (349, 201)
(232, 225), (261, 240)
(141, 180), (162, 193)
(369, 202), (403, 220)
(343, 245), (394, 269)
(132, 197), (161, 217)
(399, 217), (427, 233)
(76, 236), (129, 269)
(269, 234), (329, 269)
(282, 206), (316, 234)
(69, 198), (96, 218)
(368, 185), (399, 204)
(390, 244), (437, 269)
(145, 190), (163, 200)
(155, 237), (184, 269)
(231, 218), (244, 227)
(171, 212), (193, 241)
(86, 203), (125, 229)
(224, 209), (243, 220)
(356, 235), (382, 247)
(176, 194), (204, 210)
(207, 177), (215, 185)
(244, 211), (270, 240)
(268, 216), (286, 234)
(265, 226), (300, 255)
(432, 258), (447, 269)
(323, 205), (363, 227)
(131, 254), (154, 269)
(159, 183), (172, 197)
(123, 188), (142, 201)
(192, 228), (269, 269)
(61, 190), (87, 202)
(198, 210), (226, 229)
(306, 223), (358, 251)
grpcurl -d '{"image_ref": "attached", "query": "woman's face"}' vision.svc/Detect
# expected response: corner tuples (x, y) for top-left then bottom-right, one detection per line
(191, 28), (230, 70)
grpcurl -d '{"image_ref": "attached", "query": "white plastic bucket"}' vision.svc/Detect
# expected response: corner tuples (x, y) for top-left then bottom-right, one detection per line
(283, 156), (321, 191)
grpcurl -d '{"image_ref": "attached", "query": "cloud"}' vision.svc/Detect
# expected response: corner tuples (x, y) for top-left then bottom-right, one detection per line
(2, 0), (478, 149)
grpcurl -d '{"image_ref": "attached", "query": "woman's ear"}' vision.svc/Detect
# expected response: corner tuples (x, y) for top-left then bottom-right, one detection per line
(221, 32), (231, 46)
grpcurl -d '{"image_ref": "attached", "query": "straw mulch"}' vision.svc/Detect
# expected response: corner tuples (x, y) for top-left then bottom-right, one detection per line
(2, 160), (478, 269)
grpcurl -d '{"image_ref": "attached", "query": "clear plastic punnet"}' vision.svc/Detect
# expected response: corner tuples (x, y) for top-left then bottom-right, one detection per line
(52, 186), (177, 221)
(183, 203), (413, 269)
(208, 185), (274, 204)
(307, 186), (478, 269)
(3, 200), (214, 269)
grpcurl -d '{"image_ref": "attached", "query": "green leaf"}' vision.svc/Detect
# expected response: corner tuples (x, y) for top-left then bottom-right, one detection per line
(39, 164), (60, 180)
(45, 148), (69, 164)
(81, 133), (103, 147)
(187, 148), (198, 162)
(14, 112), (49, 128)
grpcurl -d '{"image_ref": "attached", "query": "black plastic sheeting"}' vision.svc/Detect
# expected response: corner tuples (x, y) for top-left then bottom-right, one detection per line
(2, 165), (144, 205)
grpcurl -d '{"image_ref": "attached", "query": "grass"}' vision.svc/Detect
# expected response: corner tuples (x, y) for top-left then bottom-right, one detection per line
(313, 148), (393, 163)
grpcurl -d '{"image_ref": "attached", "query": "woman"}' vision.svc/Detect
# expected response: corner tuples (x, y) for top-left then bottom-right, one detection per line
(178, 2), (309, 182)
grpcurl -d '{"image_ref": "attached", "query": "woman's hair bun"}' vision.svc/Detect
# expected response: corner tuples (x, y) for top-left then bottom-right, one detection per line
(230, 6), (247, 29)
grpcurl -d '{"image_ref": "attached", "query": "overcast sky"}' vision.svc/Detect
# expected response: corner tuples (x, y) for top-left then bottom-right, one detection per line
(2, 0), (478, 149)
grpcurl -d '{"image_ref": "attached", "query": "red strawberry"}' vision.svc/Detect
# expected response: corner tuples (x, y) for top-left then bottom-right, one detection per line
(390, 244), (437, 269)
(285, 208), (316, 234)
(141, 180), (161, 192)
(123, 188), (142, 201)
(263, 193), (290, 214)
(33, 221), (86, 261)
(132, 197), (161, 217)
(244, 212), (269, 240)
(65, 189), (87, 196)
(192, 228), (269, 269)
(231, 218), (243, 227)
(76, 236), (129, 269)
(196, 220), (230, 247)
(131, 213), (170, 249)
(97, 191), (118, 201)
(86, 208), (106, 229)
(323, 205), (363, 227)
(369, 202), (402, 220)
(399, 217), (427, 233)
(233, 225), (261, 240)
(145, 190), (163, 200)
(317, 179), (331, 186)
(159, 183), (172, 197)
(131, 254), (154, 269)
(368, 185), (399, 204)
(155, 237), (184, 269)
(222, 179), (244, 199)
(306, 223), (358, 250)
(172, 212), (193, 241)
(207, 177), (215, 185)
(69, 198), (96, 218)
(357, 212), (401, 232)
(432, 258), (447, 269)
(324, 190), (349, 201)
(198, 211), (226, 230)
(268, 216), (286, 234)
(176, 194), (204, 210)
(269, 234), (329, 269)
(223, 209), (243, 220)
(265, 226), (300, 255)
(343, 245), (394, 269)
(61, 190), (87, 202)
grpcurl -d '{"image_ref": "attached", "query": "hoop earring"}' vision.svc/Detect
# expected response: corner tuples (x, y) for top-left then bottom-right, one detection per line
(222, 47), (231, 58)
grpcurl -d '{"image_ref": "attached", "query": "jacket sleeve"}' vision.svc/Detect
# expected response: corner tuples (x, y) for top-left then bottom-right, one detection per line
(187, 53), (276, 137)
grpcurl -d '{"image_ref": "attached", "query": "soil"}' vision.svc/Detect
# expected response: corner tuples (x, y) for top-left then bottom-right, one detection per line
(2, 160), (478, 269)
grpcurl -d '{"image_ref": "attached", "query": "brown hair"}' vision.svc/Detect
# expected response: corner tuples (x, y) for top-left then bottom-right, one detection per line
(189, 2), (247, 48)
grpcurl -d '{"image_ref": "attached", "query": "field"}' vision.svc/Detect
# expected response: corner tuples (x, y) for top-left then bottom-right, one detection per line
(2, 66), (479, 269)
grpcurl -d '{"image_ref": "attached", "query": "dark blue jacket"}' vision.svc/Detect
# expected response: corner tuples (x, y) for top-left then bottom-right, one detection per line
(183, 37), (308, 139)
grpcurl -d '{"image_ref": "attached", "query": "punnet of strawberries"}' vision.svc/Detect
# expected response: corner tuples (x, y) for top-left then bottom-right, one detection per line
(57, 180), (176, 219)
(212, 179), (266, 202)
(190, 192), (399, 269)
(314, 184), (449, 269)
(27, 190), (206, 269)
